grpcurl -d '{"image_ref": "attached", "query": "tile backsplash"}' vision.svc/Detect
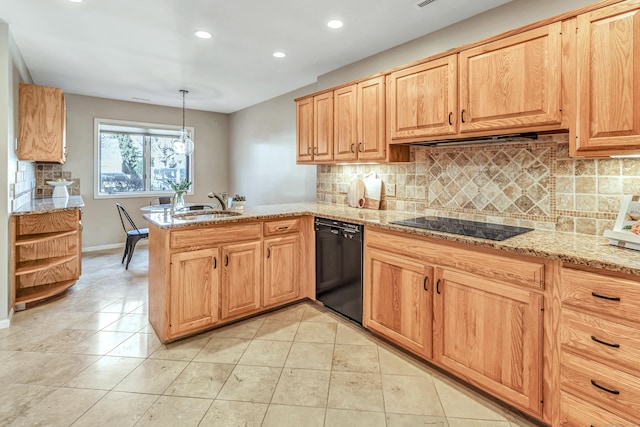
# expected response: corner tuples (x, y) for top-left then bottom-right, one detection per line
(35, 163), (81, 198)
(317, 133), (640, 236)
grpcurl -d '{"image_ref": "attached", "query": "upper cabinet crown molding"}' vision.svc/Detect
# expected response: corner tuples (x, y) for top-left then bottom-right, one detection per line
(18, 83), (67, 164)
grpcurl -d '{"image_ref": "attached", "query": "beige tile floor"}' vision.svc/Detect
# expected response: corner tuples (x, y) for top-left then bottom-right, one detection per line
(0, 247), (542, 426)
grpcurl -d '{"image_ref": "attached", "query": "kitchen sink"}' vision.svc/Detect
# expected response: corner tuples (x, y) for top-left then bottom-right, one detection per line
(171, 210), (242, 221)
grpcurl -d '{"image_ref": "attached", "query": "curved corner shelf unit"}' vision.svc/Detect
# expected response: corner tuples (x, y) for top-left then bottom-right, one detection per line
(12, 209), (82, 307)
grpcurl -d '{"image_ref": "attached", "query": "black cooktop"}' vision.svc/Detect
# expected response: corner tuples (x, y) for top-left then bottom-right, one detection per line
(391, 216), (533, 241)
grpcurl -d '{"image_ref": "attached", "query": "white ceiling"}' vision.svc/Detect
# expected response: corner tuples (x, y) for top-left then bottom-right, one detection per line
(1, 0), (512, 113)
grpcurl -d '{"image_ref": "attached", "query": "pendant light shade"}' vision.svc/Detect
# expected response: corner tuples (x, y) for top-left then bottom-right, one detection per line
(173, 89), (194, 156)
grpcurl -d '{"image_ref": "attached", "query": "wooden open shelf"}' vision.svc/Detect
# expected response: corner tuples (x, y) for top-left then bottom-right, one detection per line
(15, 230), (78, 246)
(15, 254), (77, 276)
(15, 279), (77, 305)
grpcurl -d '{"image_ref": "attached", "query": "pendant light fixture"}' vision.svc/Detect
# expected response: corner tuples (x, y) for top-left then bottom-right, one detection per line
(173, 89), (195, 156)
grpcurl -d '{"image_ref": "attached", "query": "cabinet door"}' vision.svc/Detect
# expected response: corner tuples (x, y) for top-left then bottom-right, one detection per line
(221, 240), (262, 320)
(357, 76), (387, 161)
(334, 85), (358, 161)
(263, 234), (300, 307)
(18, 83), (66, 163)
(433, 268), (543, 416)
(314, 92), (334, 162)
(459, 23), (562, 133)
(296, 97), (314, 162)
(388, 55), (458, 141)
(573, 2), (640, 156)
(364, 248), (433, 358)
(169, 248), (219, 337)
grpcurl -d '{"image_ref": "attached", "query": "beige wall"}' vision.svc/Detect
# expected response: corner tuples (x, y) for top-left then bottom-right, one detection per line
(1, 23), (31, 324)
(229, 0), (598, 207)
(229, 85), (317, 206)
(317, 0), (597, 89)
(63, 94), (230, 249)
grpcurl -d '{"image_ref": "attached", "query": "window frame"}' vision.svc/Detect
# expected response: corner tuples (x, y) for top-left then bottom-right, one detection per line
(93, 118), (195, 199)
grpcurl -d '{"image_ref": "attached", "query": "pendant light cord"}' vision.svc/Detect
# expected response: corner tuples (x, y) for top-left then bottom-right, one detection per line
(180, 89), (188, 132)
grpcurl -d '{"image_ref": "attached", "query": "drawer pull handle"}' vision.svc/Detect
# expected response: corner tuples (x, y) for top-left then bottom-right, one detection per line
(590, 379), (620, 395)
(267, 247), (271, 259)
(448, 111), (453, 126)
(277, 226), (290, 230)
(214, 257), (217, 269)
(591, 335), (620, 348)
(436, 279), (441, 294)
(225, 255), (229, 266)
(423, 276), (429, 292)
(591, 292), (620, 302)
(351, 143), (355, 153)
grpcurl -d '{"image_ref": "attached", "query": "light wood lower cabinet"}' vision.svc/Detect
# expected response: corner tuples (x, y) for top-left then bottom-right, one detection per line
(221, 241), (262, 320)
(12, 209), (82, 306)
(363, 226), (546, 421)
(263, 234), (301, 308)
(433, 268), (544, 415)
(560, 266), (640, 423)
(149, 217), (313, 342)
(170, 248), (219, 336)
(364, 248), (433, 358)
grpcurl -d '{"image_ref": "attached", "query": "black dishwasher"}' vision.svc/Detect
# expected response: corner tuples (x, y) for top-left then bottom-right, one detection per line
(315, 217), (363, 324)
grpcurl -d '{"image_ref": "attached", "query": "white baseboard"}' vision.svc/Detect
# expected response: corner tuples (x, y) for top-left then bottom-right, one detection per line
(0, 308), (14, 329)
(82, 239), (149, 253)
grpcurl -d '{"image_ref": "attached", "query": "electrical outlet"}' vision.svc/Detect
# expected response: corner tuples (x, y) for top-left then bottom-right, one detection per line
(385, 183), (396, 197)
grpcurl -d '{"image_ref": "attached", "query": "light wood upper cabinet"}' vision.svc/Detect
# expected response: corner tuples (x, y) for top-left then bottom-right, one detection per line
(572, 1), (640, 156)
(296, 97), (314, 162)
(334, 84), (358, 161)
(313, 92), (334, 162)
(263, 234), (301, 307)
(459, 22), (562, 133)
(364, 248), (433, 358)
(388, 55), (458, 141)
(169, 248), (219, 336)
(220, 240), (262, 320)
(18, 83), (67, 163)
(433, 268), (544, 416)
(334, 77), (387, 162)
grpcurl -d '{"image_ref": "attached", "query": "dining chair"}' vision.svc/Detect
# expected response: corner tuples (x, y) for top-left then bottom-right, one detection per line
(116, 203), (149, 269)
(149, 196), (171, 205)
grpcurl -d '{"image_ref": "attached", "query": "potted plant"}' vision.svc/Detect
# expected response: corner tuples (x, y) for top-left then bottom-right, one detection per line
(168, 179), (192, 209)
(232, 194), (246, 210)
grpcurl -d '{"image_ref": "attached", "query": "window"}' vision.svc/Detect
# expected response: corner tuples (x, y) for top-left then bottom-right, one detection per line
(94, 119), (194, 198)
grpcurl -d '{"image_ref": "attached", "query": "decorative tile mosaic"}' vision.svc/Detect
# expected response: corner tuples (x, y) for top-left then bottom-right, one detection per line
(317, 133), (640, 237)
(35, 163), (81, 197)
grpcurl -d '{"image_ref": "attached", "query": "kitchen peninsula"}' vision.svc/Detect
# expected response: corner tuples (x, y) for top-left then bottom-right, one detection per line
(145, 202), (640, 425)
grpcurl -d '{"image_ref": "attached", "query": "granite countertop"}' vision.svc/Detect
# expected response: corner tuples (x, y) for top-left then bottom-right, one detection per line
(144, 202), (640, 276)
(12, 195), (85, 216)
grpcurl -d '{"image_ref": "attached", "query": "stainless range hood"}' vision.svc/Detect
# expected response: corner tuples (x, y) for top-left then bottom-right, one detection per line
(410, 132), (538, 147)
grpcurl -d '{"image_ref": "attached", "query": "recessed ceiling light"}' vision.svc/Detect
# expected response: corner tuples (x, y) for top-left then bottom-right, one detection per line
(273, 51), (286, 58)
(68, 0), (84, 3)
(327, 20), (343, 29)
(194, 30), (212, 39)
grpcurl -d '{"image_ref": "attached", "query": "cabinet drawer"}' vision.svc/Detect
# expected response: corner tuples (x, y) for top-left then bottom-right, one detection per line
(561, 309), (640, 377)
(16, 210), (79, 235)
(171, 223), (261, 249)
(366, 228), (544, 289)
(561, 392), (637, 427)
(264, 218), (301, 236)
(561, 352), (640, 421)
(561, 267), (640, 324)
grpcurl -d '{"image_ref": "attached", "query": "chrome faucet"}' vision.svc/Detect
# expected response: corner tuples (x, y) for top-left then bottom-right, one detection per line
(207, 192), (228, 210)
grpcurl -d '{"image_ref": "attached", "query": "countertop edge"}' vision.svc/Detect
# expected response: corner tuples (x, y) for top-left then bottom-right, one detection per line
(143, 202), (640, 277)
(12, 195), (85, 216)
